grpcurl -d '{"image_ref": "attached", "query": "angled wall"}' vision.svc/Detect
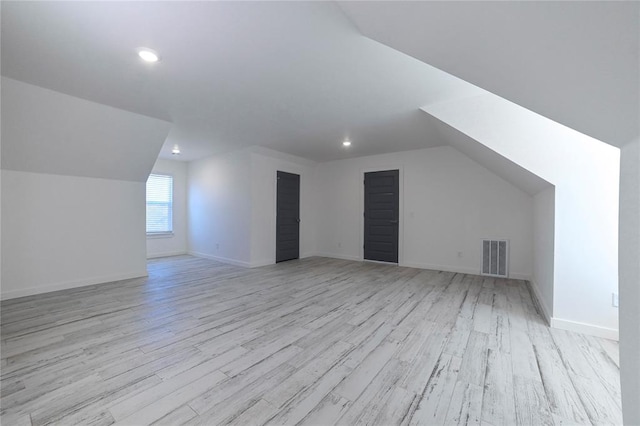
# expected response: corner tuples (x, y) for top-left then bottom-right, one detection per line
(423, 115), (555, 321)
(1, 78), (170, 181)
(424, 94), (620, 339)
(0, 78), (171, 299)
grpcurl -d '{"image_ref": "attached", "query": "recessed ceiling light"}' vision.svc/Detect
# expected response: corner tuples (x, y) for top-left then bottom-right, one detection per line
(171, 145), (180, 155)
(342, 140), (352, 147)
(138, 48), (160, 63)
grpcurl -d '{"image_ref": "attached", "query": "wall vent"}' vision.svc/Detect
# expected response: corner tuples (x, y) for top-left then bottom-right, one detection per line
(481, 239), (509, 278)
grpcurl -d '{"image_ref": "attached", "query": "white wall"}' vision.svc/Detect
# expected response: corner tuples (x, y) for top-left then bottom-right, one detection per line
(0, 78), (170, 300)
(1, 136), (3, 293)
(249, 148), (317, 266)
(315, 146), (534, 278)
(147, 159), (188, 258)
(187, 150), (252, 266)
(425, 94), (620, 338)
(619, 138), (640, 425)
(1, 170), (147, 300)
(0, 134), (3, 294)
(186, 147), (317, 267)
(532, 186), (555, 322)
(1, 77), (171, 182)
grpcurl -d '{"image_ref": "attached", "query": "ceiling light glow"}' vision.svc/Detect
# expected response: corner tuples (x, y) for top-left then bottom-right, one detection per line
(172, 145), (180, 155)
(342, 140), (352, 147)
(138, 48), (159, 63)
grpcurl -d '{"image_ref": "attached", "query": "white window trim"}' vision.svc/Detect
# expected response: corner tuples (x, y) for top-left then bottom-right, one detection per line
(146, 173), (174, 236)
(147, 231), (174, 239)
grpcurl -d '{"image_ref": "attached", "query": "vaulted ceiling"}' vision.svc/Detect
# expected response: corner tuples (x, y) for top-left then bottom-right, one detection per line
(339, 1), (639, 149)
(1, 1), (483, 162)
(1, 1), (637, 170)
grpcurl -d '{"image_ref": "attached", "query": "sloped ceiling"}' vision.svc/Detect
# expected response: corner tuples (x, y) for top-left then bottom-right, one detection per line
(0, 1), (482, 162)
(2, 1), (632, 195)
(339, 1), (640, 148)
(1, 77), (171, 182)
(423, 113), (551, 196)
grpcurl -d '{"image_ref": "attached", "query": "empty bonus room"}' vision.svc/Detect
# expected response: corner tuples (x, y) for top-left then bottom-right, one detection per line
(1, 1), (638, 425)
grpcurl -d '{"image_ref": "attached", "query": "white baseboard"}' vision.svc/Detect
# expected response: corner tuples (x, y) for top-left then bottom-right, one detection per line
(528, 278), (552, 325)
(550, 317), (619, 341)
(315, 256), (530, 280)
(0, 270), (148, 301)
(249, 259), (274, 268)
(187, 252), (317, 268)
(526, 279), (618, 340)
(315, 252), (362, 262)
(147, 251), (187, 259)
(188, 251), (252, 268)
(509, 272), (532, 281)
(400, 261), (477, 275)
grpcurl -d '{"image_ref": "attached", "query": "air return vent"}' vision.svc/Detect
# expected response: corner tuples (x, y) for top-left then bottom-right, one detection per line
(481, 239), (509, 278)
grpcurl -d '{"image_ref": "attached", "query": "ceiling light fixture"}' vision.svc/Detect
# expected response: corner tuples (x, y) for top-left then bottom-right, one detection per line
(342, 139), (352, 147)
(137, 48), (160, 63)
(171, 145), (181, 155)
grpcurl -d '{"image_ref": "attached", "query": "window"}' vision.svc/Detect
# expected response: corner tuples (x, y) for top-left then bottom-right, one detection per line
(146, 174), (173, 235)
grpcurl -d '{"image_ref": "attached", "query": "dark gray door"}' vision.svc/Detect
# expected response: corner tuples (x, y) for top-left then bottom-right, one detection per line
(364, 170), (399, 263)
(276, 171), (300, 263)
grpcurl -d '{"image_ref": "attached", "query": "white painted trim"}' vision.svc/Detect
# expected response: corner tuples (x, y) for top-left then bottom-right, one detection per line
(400, 261), (478, 275)
(147, 172), (176, 234)
(551, 317), (619, 341)
(315, 252), (362, 262)
(188, 250), (252, 268)
(249, 259), (274, 268)
(313, 255), (531, 280)
(0, 270), (148, 301)
(364, 259), (399, 266)
(250, 251), (318, 268)
(509, 272), (532, 281)
(528, 278), (552, 325)
(146, 232), (174, 239)
(191, 252), (315, 269)
(147, 250), (187, 259)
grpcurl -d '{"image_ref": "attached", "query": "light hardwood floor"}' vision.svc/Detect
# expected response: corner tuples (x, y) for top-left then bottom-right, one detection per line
(1, 256), (622, 425)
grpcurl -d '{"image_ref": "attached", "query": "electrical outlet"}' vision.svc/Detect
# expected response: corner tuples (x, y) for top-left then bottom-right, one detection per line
(216, 243), (220, 250)
(457, 251), (463, 258)
(612, 293), (619, 308)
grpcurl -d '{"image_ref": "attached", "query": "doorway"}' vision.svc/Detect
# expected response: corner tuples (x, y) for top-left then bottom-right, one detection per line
(276, 171), (300, 263)
(364, 169), (399, 263)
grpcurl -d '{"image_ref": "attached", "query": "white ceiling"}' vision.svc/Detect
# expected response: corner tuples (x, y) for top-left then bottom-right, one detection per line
(338, 1), (640, 148)
(423, 112), (551, 196)
(2, 1), (635, 196)
(1, 1), (483, 162)
(1, 77), (171, 182)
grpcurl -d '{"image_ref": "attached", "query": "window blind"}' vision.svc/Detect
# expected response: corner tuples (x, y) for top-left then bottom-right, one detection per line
(146, 174), (173, 234)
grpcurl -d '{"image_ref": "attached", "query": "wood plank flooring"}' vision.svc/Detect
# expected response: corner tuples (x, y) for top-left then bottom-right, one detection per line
(0, 256), (622, 425)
